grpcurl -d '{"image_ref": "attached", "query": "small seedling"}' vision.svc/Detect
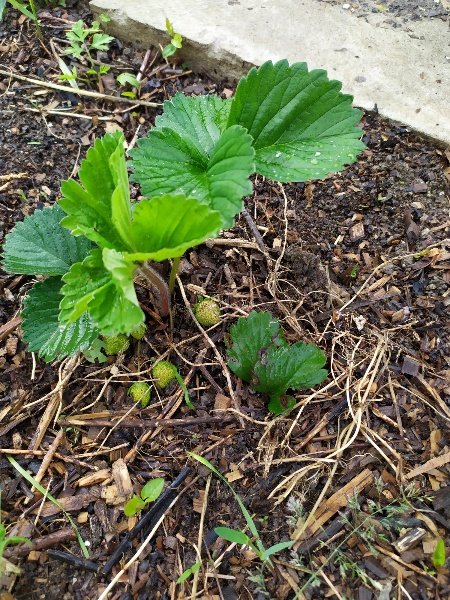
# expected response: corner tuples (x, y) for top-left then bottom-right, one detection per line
(65, 18), (114, 60)
(0, 522), (31, 555)
(116, 72), (140, 98)
(177, 560), (202, 584)
(162, 18), (183, 59)
(193, 298), (221, 327)
(4, 0), (36, 21)
(63, 17), (114, 85)
(432, 538), (446, 568)
(226, 311), (327, 414)
(124, 478), (164, 517)
(102, 333), (130, 356)
(7, 455), (89, 557)
(0, 511), (31, 576)
(128, 381), (151, 408)
(3, 1), (66, 37)
(292, 483), (438, 594)
(248, 567), (274, 597)
(189, 453), (293, 564)
(116, 72), (140, 88)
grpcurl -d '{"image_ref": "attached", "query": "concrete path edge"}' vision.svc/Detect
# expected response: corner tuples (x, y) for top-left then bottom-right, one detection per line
(90, 0), (450, 146)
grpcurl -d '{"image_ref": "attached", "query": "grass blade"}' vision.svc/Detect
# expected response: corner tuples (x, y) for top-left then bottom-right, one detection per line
(7, 455), (90, 558)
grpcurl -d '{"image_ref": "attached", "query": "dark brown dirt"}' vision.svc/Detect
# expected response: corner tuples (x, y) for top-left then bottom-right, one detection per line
(1, 4), (449, 600)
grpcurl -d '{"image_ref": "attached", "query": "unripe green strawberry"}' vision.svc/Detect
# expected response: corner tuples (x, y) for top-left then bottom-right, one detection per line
(128, 382), (151, 407)
(131, 323), (147, 340)
(193, 299), (221, 327)
(152, 360), (177, 389)
(102, 334), (130, 355)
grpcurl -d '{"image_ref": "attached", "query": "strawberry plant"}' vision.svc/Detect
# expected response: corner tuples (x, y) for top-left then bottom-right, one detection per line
(226, 311), (328, 414)
(2, 132), (226, 362)
(2, 59), (364, 364)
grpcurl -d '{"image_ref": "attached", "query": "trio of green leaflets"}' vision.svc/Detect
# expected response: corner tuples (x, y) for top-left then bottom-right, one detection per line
(2, 60), (364, 407)
(227, 311), (327, 414)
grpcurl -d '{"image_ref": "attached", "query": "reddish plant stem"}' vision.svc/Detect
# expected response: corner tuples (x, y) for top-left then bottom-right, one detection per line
(137, 263), (170, 317)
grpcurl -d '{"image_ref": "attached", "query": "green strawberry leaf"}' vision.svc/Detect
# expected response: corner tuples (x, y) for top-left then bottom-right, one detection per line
(130, 94), (254, 228)
(253, 342), (328, 403)
(267, 395), (296, 416)
(227, 311), (287, 382)
(206, 126), (255, 227)
(60, 248), (144, 335)
(2, 204), (91, 275)
(124, 195), (222, 262)
(102, 248), (139, 306)
(227, 60), (365, 182)
(22, 278), (98, 362)
(59, 132), (133, 251)
(108, 137), (135, 250)
(154, 93), (231, 154)
(140, 478), (165, 502)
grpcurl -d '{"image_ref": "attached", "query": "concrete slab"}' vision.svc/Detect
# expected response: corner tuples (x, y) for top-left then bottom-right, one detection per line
(90, 0), (450, 145)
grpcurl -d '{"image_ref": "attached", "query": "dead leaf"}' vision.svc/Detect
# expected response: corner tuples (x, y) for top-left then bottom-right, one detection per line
(33, 488), (101, 516)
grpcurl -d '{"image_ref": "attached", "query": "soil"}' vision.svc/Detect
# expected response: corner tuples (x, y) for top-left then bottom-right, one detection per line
(1, 4), (450, 600)
(319, 0), (449, 23)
